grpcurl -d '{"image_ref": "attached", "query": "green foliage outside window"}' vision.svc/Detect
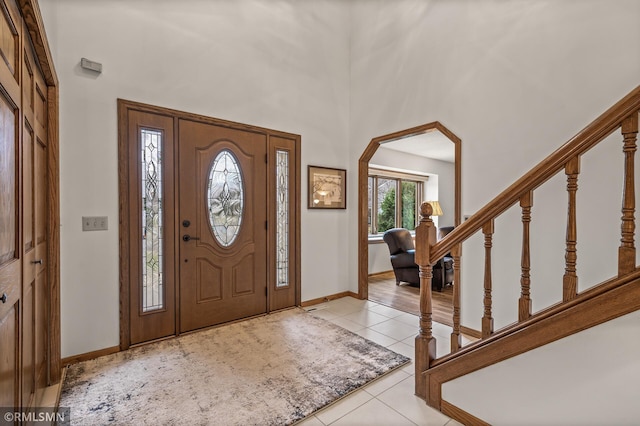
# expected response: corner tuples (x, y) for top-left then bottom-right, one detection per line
(377, 188), (396, 232)
(401, 182), (416, 230)
(376, 182), (417, 233)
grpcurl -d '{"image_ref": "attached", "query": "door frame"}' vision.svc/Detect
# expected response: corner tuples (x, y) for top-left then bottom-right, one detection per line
(118, 99), (301, 350)
(357, 122), (461, 299)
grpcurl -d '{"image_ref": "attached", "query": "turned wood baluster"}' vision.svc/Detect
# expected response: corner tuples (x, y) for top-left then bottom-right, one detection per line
(519, 191), (533, 321)
(450, 242), (462, 352)
(619, 114), (638, 275)
(414, 202), (437, 400)
(563, 156), (580, 302)
(481, 220), (494, 338)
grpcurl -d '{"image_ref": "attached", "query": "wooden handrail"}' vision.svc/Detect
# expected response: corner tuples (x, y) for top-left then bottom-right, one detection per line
(414, 85), (640, 419)
(431, 268), (640, 369)
(430, 85), (640, 262)
(425, 270), (640, 411)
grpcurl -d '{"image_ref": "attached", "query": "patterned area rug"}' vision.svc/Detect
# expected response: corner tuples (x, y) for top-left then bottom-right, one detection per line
(61, 308), (410, 425)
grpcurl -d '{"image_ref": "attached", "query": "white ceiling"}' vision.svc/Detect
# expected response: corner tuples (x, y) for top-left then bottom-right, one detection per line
(379, 130), (455, 163)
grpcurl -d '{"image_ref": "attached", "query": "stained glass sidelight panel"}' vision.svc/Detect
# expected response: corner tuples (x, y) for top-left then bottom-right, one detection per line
(276, 150), (289, 287)
(141, 129), (164, 312)
(208, 149), (244, 247)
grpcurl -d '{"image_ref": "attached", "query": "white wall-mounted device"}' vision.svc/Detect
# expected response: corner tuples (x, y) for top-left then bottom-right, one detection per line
(80, 58), (102, 73)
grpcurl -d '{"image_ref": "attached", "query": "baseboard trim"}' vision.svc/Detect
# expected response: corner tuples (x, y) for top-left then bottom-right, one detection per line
(460, 326), (482, 339)
(368, 270), (393, 278)
(61, 345), (120, 366)
(441, 399), (490, 426)
(301, 291), (360, 307)
(52, 366), (67, 409)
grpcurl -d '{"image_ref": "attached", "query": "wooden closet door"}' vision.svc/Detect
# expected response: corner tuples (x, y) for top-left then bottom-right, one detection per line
(31, 35), (49, 399)
(0, 0), (50, 409)
(20, 12), (49, 408)
(0, 0), (22, 409)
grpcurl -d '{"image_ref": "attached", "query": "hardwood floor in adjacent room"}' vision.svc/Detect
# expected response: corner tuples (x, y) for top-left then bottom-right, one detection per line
(368, 271), (454, 327)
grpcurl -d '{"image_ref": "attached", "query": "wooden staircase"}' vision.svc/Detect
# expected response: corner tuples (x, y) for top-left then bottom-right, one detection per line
(413, 85), (640, 424)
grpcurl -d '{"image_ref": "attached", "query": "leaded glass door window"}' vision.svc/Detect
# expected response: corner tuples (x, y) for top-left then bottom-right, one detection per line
(207, 149), (244, 247)
(276, 150), (289, 288)
(141, 128), (164, 312)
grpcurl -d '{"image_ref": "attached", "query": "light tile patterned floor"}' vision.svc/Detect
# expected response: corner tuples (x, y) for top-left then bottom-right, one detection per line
(301, 297), (464, 426)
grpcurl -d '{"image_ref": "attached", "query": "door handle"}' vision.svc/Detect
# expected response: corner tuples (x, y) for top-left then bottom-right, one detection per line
(182, 234), (200, 242)
(1, 293), (7, 304)
(31, 259), (43, 265)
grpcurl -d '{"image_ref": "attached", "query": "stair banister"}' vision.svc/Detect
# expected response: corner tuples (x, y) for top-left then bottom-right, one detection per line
(428, 86), (640, 264)
(413, 85), (640, 418)
(620, 114), (639, 274)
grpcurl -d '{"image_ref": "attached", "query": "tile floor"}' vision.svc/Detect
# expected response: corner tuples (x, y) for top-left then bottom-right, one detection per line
(300, 296), (465, 426)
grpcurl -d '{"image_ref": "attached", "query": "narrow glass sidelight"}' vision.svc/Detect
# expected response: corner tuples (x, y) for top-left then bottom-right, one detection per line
(208, 149), (244, 247)
(141, 129), (164, 312)
(276, 150), (289, 287)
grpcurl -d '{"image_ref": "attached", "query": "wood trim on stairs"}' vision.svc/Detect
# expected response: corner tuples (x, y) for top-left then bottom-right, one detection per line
(459, 326), (481, 340)
(428, 86), (640, 263)
(441, 400), (490, 426)
(425, 270), (640, 410)
(411, 86), (640, 421)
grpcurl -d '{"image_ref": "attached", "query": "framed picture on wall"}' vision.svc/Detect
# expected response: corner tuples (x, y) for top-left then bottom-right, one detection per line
(308, 165), (347, 209)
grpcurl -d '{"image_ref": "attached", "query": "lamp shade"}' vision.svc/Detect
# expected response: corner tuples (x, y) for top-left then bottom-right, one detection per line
(426, 201), (443, 216)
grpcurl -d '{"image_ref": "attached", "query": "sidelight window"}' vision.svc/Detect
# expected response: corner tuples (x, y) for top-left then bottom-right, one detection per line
(141, 128), (164, 312)
(276, 150), (289, 287)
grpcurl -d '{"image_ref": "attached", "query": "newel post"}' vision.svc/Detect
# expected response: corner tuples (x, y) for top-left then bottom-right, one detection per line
(414, 202), (437, 400)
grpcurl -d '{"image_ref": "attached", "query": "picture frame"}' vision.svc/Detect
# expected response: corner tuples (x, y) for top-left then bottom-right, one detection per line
(308, 165), (347, 209)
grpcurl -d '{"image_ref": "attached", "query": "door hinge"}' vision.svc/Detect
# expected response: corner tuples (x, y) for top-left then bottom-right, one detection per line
(265, 153), (268, 163)
(265, 220), (268, 230)
(265, 287), (268, 296)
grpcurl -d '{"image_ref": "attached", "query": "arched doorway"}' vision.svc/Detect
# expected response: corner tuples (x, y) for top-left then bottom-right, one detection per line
(357, 122), (461, 299)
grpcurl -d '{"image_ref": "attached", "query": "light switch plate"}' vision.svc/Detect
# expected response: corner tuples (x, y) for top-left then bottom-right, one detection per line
(82, 216), (108, 231)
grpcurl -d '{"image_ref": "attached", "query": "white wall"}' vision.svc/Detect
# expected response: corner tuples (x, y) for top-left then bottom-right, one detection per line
(348, 0), (640, 422)
(41, 0), (640, 372)
(442, 309), (640, 425)
(40, 0), (351, 358)
(348, 0), (640, 327)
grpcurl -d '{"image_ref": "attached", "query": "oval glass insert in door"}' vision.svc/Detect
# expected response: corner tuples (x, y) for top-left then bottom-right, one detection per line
(207, 149), (244, 246)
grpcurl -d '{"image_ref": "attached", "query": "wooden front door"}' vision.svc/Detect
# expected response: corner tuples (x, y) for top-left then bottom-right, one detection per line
(178, 119), (268, 332)
(120, 100), (300, 347)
